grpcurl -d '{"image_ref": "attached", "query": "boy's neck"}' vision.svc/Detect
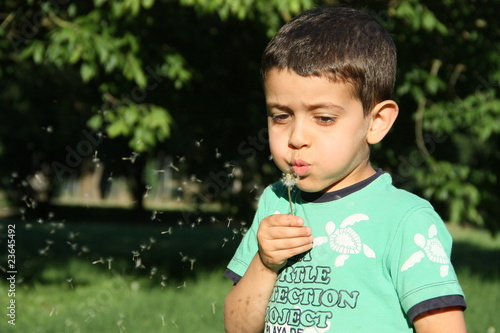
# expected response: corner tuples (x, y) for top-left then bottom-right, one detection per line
(301, 168), (384, 203)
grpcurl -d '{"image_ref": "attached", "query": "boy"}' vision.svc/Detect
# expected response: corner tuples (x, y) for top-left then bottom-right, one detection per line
(224, 6), (467, 333)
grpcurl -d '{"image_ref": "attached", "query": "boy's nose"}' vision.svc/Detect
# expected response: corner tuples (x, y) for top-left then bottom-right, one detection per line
(288, 122), (310, 149)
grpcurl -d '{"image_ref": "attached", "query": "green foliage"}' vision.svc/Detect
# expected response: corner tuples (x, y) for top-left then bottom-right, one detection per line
(386, 0), (500, 231)
(88, 104), (173, 152)
(179, 0), (314, 35)
(17, 1), (187, 152)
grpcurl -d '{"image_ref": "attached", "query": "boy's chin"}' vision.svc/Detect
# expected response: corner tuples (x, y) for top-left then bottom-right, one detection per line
(294, 179), (327, 194)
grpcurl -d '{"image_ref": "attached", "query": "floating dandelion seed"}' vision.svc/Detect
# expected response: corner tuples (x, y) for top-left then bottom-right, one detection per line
(79, 246), (90, 256)
(161, 227), (173, 235)
(215, 148), (222, 159)
(160, 275), (168, 288)
(134, 257), (144, 269)
(211, 302), (217, 314)
(67, 278), (74, 289)
(177, 281), (186, 289)
(85, 312), (95, 322)
(67, 241), (78, 251)
(190, 175), (202, 182)
(179, 252), (189, 262)
(49, 306), (58, 317)
(222, 237), (229, 248)
(232, 228), (239, 240)
(117, 318), (126, 333)
(38, 246), (49, 256)
(250, 183), (259, 193)
(122, 152), (139, 163)
(282, 172), (299, 215)
(147, 237), (156, 250)
(190, 258), (196, 270)
(106, 257), (113, 270)
(195, 139), (203, 147)
(171, 319), (179, 328)
(143, 185), (152, 198)
(169, 162), (179, 172)
(150, 266), (158, 278)
(160, 314), (166, 326)
(92, 151), (100, 164)
(42, 125), (53, 133)
(227, 217), (233, 227)
(92, 257), (105, 265)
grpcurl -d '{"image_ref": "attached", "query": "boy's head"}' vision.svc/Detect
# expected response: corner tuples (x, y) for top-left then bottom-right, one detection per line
(261, 6), (396, 115)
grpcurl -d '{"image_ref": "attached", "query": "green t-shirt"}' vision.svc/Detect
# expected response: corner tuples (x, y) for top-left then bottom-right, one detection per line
(226, 172), (465, 332)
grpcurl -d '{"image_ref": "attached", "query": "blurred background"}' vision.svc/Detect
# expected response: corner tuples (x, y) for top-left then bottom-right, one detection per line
(0, 0), (499, 332)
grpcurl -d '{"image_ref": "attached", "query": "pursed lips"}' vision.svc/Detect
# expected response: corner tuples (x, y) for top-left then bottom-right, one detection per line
(291, 158), (311, 176)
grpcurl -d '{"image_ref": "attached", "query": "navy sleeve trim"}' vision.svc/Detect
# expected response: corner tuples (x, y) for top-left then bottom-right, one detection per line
(408, 295), (467, 322)
(224, 269), (242, 284)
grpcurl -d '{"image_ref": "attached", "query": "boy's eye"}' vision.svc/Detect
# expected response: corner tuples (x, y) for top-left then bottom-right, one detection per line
(270, 113), (291, 124)
(315, 116), (336, 125)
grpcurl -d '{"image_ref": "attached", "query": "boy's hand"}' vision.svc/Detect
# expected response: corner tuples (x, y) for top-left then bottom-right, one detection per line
(257, 214), (313, 272)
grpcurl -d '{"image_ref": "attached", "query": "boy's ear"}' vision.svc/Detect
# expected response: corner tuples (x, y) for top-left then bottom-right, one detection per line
(366, 100), (399, 145)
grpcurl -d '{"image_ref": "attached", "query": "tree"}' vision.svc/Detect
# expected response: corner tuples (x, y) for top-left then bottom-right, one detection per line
(0, 0), (312, 217)
(382, 0), (500, 233)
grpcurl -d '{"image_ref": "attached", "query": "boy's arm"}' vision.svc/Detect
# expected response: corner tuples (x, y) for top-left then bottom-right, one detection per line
(224, 214), (313, 333)
(224, 253), (278, 333)
(413, 307), (467, 333)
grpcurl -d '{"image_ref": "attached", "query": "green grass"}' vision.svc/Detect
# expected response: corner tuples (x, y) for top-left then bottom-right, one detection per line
(0, 217), (499, 333)
(447, 225), (500, 333)
(7, 266), (231, 333)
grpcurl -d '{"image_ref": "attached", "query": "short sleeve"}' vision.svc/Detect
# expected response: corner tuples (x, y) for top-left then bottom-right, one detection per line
(225, 185), (275, 280)
(387, 205), (465, 317)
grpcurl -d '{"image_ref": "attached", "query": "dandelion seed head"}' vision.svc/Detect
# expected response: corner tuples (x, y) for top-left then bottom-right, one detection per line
(281, 172), (299, 188)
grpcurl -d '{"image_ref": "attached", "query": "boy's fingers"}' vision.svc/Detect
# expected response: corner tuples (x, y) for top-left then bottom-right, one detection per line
(268, 236), (314, 251)
(263, 226), (312, 240)
(266, 214), (304, 227)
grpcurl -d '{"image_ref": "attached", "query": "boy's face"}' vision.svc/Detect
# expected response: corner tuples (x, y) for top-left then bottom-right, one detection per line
(265, 69), (375, 193)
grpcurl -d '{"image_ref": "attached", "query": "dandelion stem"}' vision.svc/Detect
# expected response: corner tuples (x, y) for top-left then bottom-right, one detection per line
(287, 186), (293, 215)
(282, 172), (298, 215)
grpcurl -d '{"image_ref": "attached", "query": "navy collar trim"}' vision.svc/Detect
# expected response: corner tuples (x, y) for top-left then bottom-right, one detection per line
(300, 169), (385, 203)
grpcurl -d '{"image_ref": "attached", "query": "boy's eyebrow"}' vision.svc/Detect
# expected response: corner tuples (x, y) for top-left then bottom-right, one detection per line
(266, 102), (345, 112)
(266, 103), (291, 112)
(304, 102), (345, 112)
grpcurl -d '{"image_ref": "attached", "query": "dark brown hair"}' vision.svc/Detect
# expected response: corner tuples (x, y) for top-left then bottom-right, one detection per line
(261, 6), (397, 115)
